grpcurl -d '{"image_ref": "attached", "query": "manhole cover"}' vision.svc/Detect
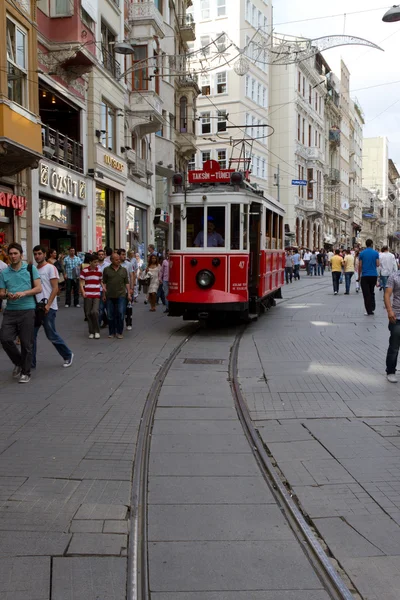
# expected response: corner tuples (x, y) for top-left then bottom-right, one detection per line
(184, 358), (225, 365)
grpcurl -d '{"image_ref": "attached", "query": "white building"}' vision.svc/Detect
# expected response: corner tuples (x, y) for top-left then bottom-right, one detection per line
(362, 136), (389, 247)
(190, 0), (272, 195)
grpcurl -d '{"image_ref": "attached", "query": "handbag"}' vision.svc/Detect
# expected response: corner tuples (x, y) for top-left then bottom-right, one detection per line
(28, 264), (47, 327)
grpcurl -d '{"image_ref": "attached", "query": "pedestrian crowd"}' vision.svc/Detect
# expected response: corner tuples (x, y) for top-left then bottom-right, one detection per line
(0, 242), (169, 383)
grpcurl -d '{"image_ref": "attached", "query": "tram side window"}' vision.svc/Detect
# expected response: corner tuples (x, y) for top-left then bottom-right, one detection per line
(272, 213), (278, 249)
(243, 205), (248, 250)
(265, 208), (272, 249)
(231, 204), (240, 249)
(277, 215), (283, 249)
(173, 205), (181, 250)
(187, 207), (204, 247)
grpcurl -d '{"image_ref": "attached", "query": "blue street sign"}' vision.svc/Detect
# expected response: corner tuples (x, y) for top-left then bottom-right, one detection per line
(291, 179), (308, 186)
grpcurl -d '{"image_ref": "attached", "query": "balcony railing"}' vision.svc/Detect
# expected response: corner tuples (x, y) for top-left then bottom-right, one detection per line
(126, 149), (153, 178)
(129, 2), (164, 37)
(306, 147), (325, 163)
(41, 125), (84, 174)
(329, 168), (340, 183)
(177, 13), (196, 41)
(101, 46), (121, 79)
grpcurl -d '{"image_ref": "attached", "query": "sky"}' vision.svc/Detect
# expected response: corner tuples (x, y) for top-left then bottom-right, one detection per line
(272, 1), (400, 167)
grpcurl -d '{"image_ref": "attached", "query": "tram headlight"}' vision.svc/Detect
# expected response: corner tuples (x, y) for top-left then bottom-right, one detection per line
(196, 269), (215, 289)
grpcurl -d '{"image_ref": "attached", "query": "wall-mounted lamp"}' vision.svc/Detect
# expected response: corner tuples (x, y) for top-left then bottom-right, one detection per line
(42, 90), (47, 98)
(51, 95), (56, 104)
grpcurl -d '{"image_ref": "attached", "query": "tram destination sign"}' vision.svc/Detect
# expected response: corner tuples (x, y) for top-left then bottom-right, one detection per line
(188, 159), (234, 184)
(291, 179), (308, 186)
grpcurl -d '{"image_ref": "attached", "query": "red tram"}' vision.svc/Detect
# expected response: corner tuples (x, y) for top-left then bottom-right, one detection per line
(167, 161), (285, 321)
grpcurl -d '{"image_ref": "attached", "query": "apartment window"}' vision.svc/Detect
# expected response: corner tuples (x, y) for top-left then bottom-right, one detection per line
(297, 114), (301, 141)
(308, 125), (311, 147)
(302, 118), (305, 144)
(302, 76), (305, 97)
(308, 84), (312, 104)
(217, 110), (227, 132)
(257, 82), (261, 105)
(202, 150), (211, 164)
(217, 149), (227, 169)
(51, 0), (73, 16)
(154, 0), (163, 13)
(263, 16), (268, 30)
(314, 130), (318, 147)
(256, 156), (260, 177)
(246, 0), (251, 21)
(216, 71), (227, 94)
(245, 75), (250, 97)
(180, 96), (187, 133)
(252, 116), (256, 138)
(201, 112), (211, 134)
(6, 18), (27, 107)
(217, 0), (226, 16)
(251, 78), (255, 100)
(307, 168), (314, 199)
(263, 86), (267, 108)
(100, 100), (115, 151)
(201, 74), (211, 95)
(319, 96), (322, 114)
(188, 153), (196, 171)
(132, 46), (148, 90)
(200, 0), (210, 19)
(258, 9), (262, 27)
(216, 33), (227, 52)
(297, 71), (301, 92)
(315, 92), (318, 111)
(319, 133), (321, 148)
(261, 159), (266, 179)
(252, 5), (256, 26)
(81, 7), (94, 29)
(200, 35), (211, 56)
(101, 22), (118, 77)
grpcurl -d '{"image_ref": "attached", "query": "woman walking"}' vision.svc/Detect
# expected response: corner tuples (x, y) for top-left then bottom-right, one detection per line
(146, 254), (161, 312)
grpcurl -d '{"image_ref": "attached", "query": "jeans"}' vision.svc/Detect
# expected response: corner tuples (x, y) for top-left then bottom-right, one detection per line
(107, 297), (126, 335)
(361, 275), (377, 314)
(293, 264), (300, 280)
(32, 308), (72, 368)
(163, 280), (169, 309)
(66, 278), (79, 306)
(84, 298), (100, 335)
(386, 320), (400, 374)
(98, 296), (108, 326)
(380, 275), (389, 290)
(317, 264), (325, 276)
(156, 282), (165, 305)
(285, 267), (293, 283)
(332, 271), (341, 293)
(309, 264), (317, 276)
(125, 302), (132, 327)
(344, 272), (354, 294)
(0, 309), (35, 375)
(304, 260), (310, 274)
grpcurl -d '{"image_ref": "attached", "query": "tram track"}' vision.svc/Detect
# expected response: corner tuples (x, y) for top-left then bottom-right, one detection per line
(127, 313), (357, 600)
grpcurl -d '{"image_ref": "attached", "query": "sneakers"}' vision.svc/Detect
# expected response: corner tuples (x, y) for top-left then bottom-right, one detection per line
(387, 374), (398, 383)
(18, 374), (30, 384)
(63, 354), (74, 368)
(65, 305), (70, 308)
(116, 334), (123, 339)
(76, 304), (81, 308)
(364, 312), (375, 316)
(334, 291), (338, 295)
(356, 288), (359, 293)
(108, 334), (115, 339)
(89, 334), (94, 339)
(94, 333), (100, 339)
(127, 326), (132, 331)
(12, 365), (22, 378)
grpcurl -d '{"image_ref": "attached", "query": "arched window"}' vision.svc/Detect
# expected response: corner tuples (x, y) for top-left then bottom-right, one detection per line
(180, 96), (187, 133)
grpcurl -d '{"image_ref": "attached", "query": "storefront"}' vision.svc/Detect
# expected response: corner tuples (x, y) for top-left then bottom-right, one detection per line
(94, 146), (127, 250)
(126, 200), (148, 255)
(0, 183), (28, 249)
(38, 160), (90, 253)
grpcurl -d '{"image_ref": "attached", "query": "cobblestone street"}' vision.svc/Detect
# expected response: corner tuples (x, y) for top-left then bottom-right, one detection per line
(1, 277), (400, 599)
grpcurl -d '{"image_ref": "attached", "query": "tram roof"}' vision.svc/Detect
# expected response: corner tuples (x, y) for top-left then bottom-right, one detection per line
(170, 184), (285, 215)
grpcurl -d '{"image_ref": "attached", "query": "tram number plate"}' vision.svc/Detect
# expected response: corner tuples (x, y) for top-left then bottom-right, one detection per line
(184, 359), (225, 365)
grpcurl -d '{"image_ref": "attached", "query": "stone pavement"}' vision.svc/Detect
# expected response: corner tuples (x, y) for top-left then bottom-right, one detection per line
(239, 274), (400, 600)
(0, 297), (193, 600)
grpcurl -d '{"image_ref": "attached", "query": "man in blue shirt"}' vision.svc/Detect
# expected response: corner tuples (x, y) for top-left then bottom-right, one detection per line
(292, 249), (301, 280)
(0, 242), (42, 383)
(358, 239), (380, 315)
(63, 247), (82, 308)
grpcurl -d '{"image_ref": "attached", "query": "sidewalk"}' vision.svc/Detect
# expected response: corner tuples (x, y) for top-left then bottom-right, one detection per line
(239, 275), (400, 600)
(0, 299), (190, 600)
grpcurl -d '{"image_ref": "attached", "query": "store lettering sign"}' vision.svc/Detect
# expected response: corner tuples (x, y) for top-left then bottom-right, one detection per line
(104, 155), (124, 172)
(40, 163), (86, 200)
(0, 193), (27, 216)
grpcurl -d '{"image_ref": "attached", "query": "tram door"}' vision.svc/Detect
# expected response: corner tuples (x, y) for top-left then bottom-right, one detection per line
(249, 202), (262, 298)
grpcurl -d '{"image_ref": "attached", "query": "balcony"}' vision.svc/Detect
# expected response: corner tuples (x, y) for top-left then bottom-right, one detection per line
(329, 128), (340, 146)
(100, 47), (121, 79)
(295, 142), (308, 161)
(175, 130), (196, 159)
(126, 149), (152, 178)
(177, 13), (196, 42)
(0, 104), (42, 176)
(329, 168), (340, 183)
(176, 75), (200, 95)
(127, 90), (165, 136)
(128, 2), (164, 39)
(306, 147), (325, 163)
(41, 125), (83, 174)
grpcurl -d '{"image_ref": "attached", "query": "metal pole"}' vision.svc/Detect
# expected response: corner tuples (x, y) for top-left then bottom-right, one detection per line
(277, 164), (280, 202)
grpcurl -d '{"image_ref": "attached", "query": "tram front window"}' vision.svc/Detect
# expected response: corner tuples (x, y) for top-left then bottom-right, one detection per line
(187, 206), (225, 248)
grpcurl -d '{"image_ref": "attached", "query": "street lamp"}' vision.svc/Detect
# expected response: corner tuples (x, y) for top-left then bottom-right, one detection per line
(382, 5), (400, 22)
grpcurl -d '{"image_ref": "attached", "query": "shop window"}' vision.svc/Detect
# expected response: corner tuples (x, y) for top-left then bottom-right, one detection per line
(230, 204), (240, 249)
(126, 203), (145, 252)
(216, 72), (227, 94)
(100, 100), (115, 151)
(180, 96), (188, 133)
(173, 205), (181, 250)
(201, 113), (211, 134)
(6, 17), (27, 107)
(96, 188), (115, 249)
(132, 46), (148, 91)
(217, 149), (226, 169)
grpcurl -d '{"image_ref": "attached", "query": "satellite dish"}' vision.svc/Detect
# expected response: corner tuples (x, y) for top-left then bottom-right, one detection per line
(341, 201), (349, 210)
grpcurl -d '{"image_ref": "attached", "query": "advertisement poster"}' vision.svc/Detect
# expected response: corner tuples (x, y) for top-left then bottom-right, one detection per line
(96, 227), (103, 251)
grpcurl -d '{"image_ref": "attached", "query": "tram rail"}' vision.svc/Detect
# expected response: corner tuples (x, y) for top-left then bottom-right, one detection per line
(127, 311), (357, 600)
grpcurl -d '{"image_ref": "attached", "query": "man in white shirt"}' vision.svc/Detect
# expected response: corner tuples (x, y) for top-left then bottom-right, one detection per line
(32, 245), (73, 369)
(379, 246), (398, 291)
(303, 249), (311, 275)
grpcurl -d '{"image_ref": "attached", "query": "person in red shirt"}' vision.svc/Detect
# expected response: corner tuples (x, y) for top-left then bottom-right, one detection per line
(80, 253), (102, 339)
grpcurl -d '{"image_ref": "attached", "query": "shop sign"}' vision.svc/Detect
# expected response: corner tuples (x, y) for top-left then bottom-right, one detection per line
(40, 162), (87, 202)
(104, 155), (124, 172)
(0, 192), (27, 216)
